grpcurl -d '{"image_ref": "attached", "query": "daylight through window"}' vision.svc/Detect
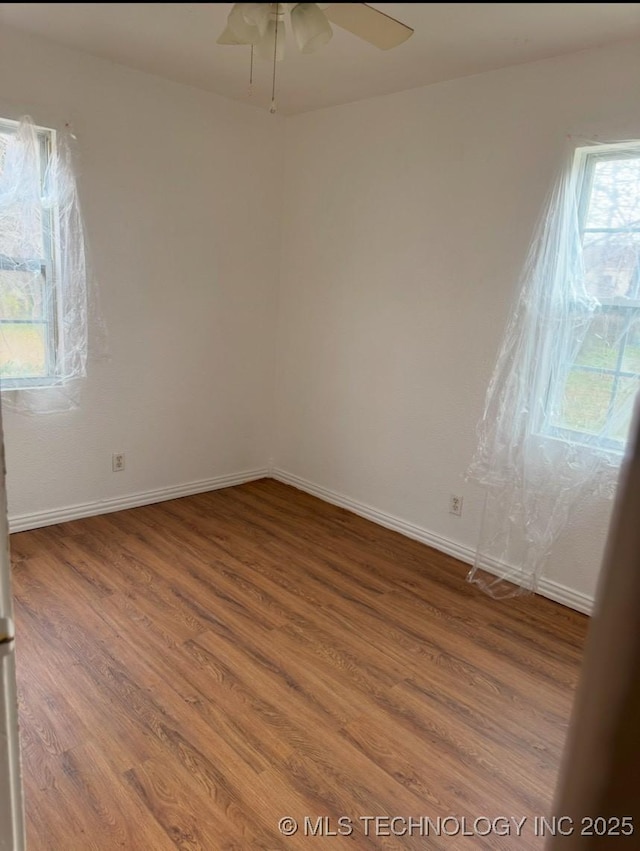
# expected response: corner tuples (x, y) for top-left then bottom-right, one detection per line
(546, 145), (640, 450)
(0, 119), (58, 388)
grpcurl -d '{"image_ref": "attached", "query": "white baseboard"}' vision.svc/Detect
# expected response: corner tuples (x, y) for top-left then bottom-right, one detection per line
(9, 467), (269, 534)
(273, 468), (594, 616)
(9, 462), (594, 615)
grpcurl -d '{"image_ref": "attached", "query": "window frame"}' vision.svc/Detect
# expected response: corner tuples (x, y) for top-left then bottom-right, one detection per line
(541, 142), (640, 453)
(0, 118), (60, 390)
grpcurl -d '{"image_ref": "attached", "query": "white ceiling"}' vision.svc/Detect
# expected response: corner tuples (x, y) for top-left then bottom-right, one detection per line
(1, 3), (639, 114)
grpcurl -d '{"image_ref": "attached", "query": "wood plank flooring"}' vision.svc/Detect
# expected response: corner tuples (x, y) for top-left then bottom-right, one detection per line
(9, 478), (589, 850)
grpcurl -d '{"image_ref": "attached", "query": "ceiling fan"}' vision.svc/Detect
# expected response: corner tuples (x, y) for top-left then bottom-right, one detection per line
(218, 3), (413, 57)
(217, 4), (413, 111)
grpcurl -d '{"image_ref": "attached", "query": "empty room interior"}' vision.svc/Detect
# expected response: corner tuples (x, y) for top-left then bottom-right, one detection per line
(1, 3), (640, 849)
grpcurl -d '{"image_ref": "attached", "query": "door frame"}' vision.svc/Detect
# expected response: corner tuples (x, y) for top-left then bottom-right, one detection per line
(0, 400), (26, 851)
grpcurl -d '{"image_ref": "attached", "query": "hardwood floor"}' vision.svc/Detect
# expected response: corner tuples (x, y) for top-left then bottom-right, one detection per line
(9, 478), (589, 850)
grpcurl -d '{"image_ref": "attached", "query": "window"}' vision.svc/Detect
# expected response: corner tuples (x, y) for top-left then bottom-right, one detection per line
(0, 118), (58, 389)
(545, 144), (640, 451)
(468, 140), (640, 596)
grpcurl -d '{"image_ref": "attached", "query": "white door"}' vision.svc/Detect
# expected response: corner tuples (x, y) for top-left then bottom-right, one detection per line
(0, 403), (25, 851)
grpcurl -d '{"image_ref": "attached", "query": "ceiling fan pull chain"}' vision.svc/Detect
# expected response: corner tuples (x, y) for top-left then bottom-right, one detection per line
(248, 44), (254, 97)
(270, 3), (279, 113)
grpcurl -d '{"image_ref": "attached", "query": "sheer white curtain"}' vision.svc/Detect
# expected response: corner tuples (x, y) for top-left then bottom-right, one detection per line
(467, 140), (640, 597)
(0, 116), (103, 413)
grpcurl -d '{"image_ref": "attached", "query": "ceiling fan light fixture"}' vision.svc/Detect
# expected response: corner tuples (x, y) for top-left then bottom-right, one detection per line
(239, 3), (272, 39)
(216, 25), (242, 45)
(225, 2), (275, 44)
(290, 3), (333, 54)
(255, 16), (286, 61)
(226, 2), (260, 43)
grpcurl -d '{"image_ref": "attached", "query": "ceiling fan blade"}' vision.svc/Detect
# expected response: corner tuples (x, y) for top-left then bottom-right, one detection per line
(324, 3), (413, 50)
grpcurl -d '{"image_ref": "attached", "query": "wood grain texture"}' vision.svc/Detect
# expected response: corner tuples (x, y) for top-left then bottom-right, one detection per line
(10, 479), (588, 850)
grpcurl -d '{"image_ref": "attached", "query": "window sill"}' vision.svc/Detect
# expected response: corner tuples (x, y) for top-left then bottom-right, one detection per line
(0, 377), (62, 391)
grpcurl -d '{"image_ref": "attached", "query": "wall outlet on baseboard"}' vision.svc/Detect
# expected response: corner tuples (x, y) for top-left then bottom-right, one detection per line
(112, 453), (126, 472)
(449, 494), (463, 516)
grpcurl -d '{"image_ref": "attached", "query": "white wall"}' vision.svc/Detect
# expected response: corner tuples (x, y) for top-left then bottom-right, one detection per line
(2, 22), (639, 608)
(0, 25), (283, 520)
(274, 39), (640, 604)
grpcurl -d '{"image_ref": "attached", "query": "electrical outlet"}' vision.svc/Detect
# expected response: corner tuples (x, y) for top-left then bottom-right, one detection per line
(449, 494), (463, 516)
(112, 453), (125, 472)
